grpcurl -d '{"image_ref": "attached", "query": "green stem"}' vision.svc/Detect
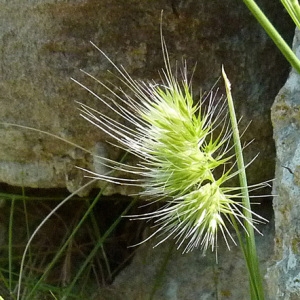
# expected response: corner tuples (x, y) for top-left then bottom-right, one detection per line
(292, 0), (300, 20)
(8, 198), (15, 293)
(242, 0), (300, 74)
(63, 196), (138, 298)
(222, 67), (264, 300)
(282, 0), (300, 29)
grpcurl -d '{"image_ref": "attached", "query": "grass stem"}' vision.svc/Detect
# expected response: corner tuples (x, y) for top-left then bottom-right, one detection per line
(242, 0), (300, 74)
(222, 67), (265, 300)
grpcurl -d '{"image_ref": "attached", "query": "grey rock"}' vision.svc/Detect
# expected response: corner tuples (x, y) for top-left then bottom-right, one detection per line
(101, 220), (274, 300)
(267, 28), (300, 300)
(0, 0), (294, 195)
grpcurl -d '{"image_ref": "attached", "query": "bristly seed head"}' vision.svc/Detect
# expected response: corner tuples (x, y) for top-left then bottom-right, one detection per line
(72, 38), (267, 254)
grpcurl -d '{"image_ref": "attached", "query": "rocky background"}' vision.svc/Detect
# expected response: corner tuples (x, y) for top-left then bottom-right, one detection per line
(0, 0), (294, 195)
(267, 28), (300, 300)
(0, 0), (297, 299)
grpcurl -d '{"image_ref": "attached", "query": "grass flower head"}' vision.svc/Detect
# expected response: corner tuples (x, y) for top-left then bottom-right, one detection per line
(72, 39), (266, 254)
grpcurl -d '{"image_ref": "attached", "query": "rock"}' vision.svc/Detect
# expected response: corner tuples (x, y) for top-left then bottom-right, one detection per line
(0, 0), (294, 195)
(99, 220), (274, 300)
(267, 28), (300, 300)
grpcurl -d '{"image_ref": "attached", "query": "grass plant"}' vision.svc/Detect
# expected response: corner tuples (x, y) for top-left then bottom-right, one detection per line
(69, 22), (270, 298)
(3, 5), (296, 298)
(222, 69), (265, 299)
(0, 184), (138, 300)
(242, 0), (300, 73)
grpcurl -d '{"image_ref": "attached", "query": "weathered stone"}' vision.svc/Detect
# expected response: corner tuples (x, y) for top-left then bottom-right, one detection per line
(99, 220), (274, 300)
(267, 28), (300, 300)
(0, 0), (294, 195)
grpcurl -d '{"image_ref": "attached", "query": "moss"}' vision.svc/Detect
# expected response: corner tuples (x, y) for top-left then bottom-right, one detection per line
(291, 238), (300, 255)
(293, 166), (300, 187)
(220, 289), (232, 297)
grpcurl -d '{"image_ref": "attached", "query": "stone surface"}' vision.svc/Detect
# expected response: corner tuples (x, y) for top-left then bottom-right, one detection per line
(0, 0), (294, 195)
(267, 28), (300, 300)
(98, 220), (274, 300)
